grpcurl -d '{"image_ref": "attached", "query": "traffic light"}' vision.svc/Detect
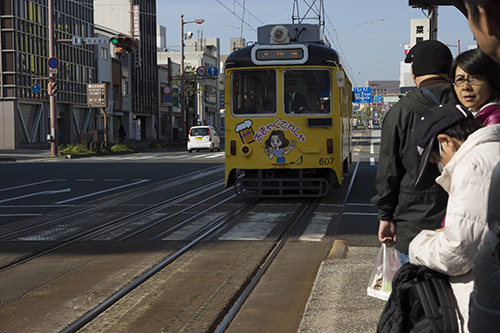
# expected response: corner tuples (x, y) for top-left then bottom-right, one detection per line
(408, 0), (467, 16)
(48, 81), (58, 96)
(109, 36), (138, 55)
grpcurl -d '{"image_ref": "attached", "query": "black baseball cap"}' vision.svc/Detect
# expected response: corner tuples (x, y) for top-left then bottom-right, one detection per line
(412, 103), (472, 190)
(404, 40), (453, 76)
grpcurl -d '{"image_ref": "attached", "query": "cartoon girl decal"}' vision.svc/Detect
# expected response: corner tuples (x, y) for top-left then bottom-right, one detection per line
(263, 130), (297, 163)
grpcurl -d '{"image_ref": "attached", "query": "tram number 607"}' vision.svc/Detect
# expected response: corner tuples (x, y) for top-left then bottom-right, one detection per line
(319, 157), (334, 165)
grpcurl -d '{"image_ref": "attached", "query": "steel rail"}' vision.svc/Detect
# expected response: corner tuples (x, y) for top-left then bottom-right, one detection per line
(0, 180), (226, 273)
(215, 157), (363, 332)
(62, 197), (261, 333)
(214, 197), (319, 332)
(0, 166), (223, 240)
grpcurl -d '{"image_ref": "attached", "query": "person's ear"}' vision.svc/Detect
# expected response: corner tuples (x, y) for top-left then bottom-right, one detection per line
(437, 134), (454, 149)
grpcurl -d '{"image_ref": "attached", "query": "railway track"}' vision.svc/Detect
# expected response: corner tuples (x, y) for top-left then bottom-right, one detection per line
(0, 157), (365, 332)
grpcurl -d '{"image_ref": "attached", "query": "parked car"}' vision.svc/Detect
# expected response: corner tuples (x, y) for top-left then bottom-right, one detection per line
(187, 126), (221, 152)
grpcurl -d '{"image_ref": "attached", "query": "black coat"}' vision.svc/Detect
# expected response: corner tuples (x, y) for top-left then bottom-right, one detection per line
(284, 92), (307, 112)
(371, 78), (454, 254)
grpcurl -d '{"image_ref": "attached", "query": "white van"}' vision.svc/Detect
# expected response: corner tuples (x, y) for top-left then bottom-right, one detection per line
(187, 126), (221, 152)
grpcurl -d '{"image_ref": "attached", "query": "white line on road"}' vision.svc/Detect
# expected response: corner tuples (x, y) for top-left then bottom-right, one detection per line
(0, 179), (66, 192)
(0, 213), (43, 217)
(0, 188), (71, 203)
(54, 179), (150, 204)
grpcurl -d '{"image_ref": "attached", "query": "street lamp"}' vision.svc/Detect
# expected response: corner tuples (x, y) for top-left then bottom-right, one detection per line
(180, 14), (204, 139)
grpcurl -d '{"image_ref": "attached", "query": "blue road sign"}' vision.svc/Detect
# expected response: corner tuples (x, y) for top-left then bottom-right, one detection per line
(208, 66), (218, 77)
(48, 57), (59, 69)
(32, 84), (41, 94)
(72, 36), (82, 46)
(354, 87), (372, 103)
(372, 95), (383, 103)
(163, 95), (172, 103)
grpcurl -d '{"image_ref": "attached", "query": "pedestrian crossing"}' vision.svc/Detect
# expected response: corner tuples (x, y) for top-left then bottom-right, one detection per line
(71, 151), (225, 162)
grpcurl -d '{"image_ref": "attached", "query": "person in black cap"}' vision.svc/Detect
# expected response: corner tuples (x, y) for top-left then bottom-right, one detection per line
(371, 39), (454, 266)
(409, 103), (500, 331)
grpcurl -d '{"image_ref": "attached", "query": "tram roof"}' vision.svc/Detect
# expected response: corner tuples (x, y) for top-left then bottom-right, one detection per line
(224, 43), (340, 69)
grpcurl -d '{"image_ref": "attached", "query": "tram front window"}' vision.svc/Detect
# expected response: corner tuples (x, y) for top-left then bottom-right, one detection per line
(284, 70), (331, 114)
(232, 70), (277, 115)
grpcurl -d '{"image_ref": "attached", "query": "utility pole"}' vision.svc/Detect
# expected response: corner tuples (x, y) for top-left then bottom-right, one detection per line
(48, 0), (58, 156)
(168, 58), (173, 143)
(180, 15), (186, 140)
(427, 5), (438, 40)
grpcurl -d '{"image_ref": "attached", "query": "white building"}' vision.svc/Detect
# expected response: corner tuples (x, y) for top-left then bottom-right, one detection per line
(158, 37), (221, 131)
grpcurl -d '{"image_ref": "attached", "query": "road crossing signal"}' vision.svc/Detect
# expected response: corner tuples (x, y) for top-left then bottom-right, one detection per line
(48, 81), (58, 96)
(109, 36), (138, 55)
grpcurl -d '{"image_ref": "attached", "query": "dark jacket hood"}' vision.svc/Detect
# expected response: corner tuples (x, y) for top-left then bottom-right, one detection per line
(399, 81), (454, 116)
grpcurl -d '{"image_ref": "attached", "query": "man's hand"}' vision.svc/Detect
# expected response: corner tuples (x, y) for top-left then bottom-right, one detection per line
(378, 220), (396, 246)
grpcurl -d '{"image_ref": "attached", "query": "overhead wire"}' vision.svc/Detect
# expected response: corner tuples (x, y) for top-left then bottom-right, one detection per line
(215, 0), (257, 32)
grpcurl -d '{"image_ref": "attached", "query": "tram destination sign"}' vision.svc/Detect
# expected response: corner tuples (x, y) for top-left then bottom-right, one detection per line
(255, 48), (304, 61)
(87, 83), (107, 108)
(251, 44), (308, 65)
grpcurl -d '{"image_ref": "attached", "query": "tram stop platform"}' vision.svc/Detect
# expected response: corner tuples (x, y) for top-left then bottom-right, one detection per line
(298, 241), (386, 332)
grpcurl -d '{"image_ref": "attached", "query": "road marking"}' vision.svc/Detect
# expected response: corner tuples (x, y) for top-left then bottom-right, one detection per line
(54, 179), (150, 204)
(299, 212), (334, 242)
(219, 212), (287, 241)
(0, 213), (43, 217)
(0, 188), (71, 203)
(0, 204), (74, 208)
(0, 179), (66, 192)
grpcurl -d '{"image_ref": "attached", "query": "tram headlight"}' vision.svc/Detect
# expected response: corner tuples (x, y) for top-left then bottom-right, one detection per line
(241, 145), (252, 157)
(270, 25), (290, 44)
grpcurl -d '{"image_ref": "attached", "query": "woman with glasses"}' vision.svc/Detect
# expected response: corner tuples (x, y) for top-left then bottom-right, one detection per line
(451, 48), (500, 125)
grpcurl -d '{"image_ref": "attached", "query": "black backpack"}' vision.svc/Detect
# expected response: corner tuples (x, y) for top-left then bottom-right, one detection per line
(377, 263), (459, 333)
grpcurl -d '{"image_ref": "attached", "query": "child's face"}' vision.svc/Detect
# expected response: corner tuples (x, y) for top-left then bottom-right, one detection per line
(429, 136), (459, 168)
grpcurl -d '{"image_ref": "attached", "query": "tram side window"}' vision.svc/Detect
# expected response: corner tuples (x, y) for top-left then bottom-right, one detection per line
(284, 70), (331, 114)
(232, 70), (277, 115)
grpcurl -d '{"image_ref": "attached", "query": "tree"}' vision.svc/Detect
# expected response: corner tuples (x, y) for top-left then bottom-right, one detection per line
(172, 64), (207, 127)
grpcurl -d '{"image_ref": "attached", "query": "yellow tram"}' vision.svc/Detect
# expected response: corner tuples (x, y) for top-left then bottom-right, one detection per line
(223, 24), (352, 197)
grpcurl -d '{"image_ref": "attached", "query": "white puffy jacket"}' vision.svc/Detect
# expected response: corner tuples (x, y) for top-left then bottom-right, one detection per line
(409, 124), (500, 332)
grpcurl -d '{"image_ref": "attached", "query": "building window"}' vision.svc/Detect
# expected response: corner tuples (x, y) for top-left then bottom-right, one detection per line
(101, 47), (108, 60)
(122, 79), (129, 96)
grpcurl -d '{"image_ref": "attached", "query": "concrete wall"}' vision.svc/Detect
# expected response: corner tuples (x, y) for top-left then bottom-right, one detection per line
(0, 101), (16, 149)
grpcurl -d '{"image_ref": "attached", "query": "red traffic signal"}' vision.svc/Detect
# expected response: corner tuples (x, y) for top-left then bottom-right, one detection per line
(109, 36), (138, 55)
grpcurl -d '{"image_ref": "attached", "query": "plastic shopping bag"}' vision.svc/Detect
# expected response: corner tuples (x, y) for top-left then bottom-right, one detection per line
(367, 243), (401, 301)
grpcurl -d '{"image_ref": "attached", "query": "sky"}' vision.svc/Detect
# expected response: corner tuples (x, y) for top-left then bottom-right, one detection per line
(156, 0), (476, 87)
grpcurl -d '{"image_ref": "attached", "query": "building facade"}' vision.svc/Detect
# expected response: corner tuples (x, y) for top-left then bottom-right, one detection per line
(94, 0), (158, 141)
(0, 0), (96, 149)
(159, 36), (221, 133)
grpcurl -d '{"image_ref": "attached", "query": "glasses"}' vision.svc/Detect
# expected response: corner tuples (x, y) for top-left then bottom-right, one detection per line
(452, 74), (486, 87)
